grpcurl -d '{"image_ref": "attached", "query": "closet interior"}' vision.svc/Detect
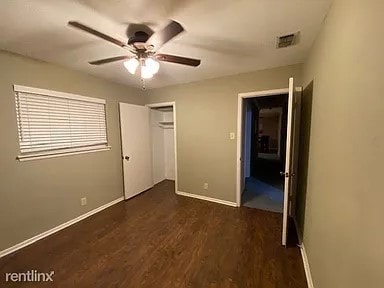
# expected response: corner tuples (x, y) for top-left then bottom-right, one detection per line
(150, 106), (175, 185)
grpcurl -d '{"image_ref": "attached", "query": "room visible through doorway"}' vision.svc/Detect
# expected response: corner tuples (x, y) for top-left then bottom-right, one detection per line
(242, 94), (289, 213)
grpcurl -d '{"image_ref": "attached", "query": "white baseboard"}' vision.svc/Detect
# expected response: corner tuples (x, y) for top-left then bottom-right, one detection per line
(0, 196), (124, 259)
(293, 218), (314, 287)
(299, 243), (314, 288)
(124, 185), (154, 200)
(153, 178), (175, 185)
(153, 178), (165, 185)
(176, 191), (238, 207)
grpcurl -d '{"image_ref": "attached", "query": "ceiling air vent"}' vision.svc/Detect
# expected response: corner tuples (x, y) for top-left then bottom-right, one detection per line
(276, 32), (299, 48)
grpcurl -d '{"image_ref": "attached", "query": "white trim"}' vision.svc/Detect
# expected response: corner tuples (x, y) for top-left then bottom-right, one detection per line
(293, 216), (314, 287)
(236, 87), (290, 206)
(146, 102), (178, 193)
(173, 103), (178, 192)
(17, 146), (111, 161)
(146, 102), (175, 108)
(13, 84), (106, 104)
(236, 95), (243, 206)
(0, 196), (124, 258)
(299, 243), (315, 288)
(124, 186), (153, 200)
(238, 88), (289, 99)
(176, 191), (238, 207)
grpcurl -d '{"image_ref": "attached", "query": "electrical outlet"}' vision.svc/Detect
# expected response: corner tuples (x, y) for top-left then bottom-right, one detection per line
(203, 183), (209, 190)
(81, 197), (87, 206)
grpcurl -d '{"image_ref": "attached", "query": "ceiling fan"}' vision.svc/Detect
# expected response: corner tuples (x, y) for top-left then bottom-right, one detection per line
(68, 20), (201, 80)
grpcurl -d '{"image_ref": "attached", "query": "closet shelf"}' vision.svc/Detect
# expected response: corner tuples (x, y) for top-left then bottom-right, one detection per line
(158, 121), (174, 129)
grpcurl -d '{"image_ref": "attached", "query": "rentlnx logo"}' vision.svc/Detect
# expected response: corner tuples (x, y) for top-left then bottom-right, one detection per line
(5, 270), (54, 282)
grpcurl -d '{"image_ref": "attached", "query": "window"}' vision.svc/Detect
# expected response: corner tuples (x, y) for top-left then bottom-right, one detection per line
(14, 85), (110, 161)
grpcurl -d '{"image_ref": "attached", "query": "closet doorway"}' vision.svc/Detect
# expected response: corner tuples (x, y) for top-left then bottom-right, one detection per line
(119, 102), (177, 200)
(147, 102), (177, 190)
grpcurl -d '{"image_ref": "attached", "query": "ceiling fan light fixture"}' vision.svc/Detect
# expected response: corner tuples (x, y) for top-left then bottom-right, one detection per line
(145, 58), (160, 75)
(68, 20), (201, 85)
(141, 65), (154, 79)
(123, 58), (139, 74)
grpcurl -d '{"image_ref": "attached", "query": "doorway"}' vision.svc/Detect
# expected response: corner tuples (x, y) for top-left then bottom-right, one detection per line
(242, 94), (288, 213)
(236, 78), (302, 246)
(148, 105), (176, 185)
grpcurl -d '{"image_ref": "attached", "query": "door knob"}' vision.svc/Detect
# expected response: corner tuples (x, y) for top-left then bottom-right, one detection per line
(280, 171), (296, 177)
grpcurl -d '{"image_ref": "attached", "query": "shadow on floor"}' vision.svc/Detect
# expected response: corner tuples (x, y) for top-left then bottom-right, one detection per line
(242, 177), (283, 213)
(252, 157), (284, 190)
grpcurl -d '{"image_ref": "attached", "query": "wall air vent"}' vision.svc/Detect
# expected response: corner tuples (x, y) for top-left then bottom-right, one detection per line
(276, 32), (299, 48)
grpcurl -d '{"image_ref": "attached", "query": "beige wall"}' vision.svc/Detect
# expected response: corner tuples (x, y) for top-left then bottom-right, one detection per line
(146, 64), (302, 202)
(0, 50), (144, 251)
(301, 0), (384, 287)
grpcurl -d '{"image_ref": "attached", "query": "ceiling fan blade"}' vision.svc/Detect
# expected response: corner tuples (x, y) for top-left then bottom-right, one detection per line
(68, 21), (127, 48)
(89, 55), (130, 65)
(146, 20), (184, 50)
(155, 54), (201, 67)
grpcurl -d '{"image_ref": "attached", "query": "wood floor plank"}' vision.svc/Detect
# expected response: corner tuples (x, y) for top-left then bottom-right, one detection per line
(0, 180), (307, 287)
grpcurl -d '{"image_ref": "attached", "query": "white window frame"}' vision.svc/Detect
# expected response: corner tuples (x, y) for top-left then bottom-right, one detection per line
(14, 85), (111, 161)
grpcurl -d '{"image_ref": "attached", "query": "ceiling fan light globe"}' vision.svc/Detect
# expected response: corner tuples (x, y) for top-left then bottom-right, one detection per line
(145, 58), (160, 74)
(123, 58), (139, 74)
(141, 65), (154, 79)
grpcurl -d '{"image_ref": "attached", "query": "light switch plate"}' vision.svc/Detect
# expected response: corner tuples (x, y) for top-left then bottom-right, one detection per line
(230, 132), (236, 140)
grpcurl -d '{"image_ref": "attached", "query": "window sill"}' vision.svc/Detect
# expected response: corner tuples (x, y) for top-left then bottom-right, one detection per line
(16, 146), (111, 162)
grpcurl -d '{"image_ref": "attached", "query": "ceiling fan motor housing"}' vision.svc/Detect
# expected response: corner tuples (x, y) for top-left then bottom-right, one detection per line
(128, 31), (150, 45)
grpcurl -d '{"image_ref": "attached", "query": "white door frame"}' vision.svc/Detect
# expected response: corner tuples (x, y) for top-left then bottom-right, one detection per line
(146, 102), (178, 192)
(236, 88), (289, 206)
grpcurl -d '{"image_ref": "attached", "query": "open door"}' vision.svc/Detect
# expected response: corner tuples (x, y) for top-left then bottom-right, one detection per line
(282, 78), (302, 246)
(119, 103), (153, 200)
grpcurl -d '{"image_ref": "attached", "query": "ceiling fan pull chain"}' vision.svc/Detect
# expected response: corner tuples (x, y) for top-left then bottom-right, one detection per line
(141, 78), (146, 90)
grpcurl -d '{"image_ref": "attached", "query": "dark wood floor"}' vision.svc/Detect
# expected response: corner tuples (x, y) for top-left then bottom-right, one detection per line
(0, 180), (307, 288)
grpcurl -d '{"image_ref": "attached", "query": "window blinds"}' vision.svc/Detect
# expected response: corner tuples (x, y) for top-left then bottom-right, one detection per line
(14, 85), (108, 156)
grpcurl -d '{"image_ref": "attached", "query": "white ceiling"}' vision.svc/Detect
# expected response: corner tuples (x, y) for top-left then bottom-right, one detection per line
(0, 0), (332, 89)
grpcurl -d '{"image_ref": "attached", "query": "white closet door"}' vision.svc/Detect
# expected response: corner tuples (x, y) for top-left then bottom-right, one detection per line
(119, 103), (153, 199)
